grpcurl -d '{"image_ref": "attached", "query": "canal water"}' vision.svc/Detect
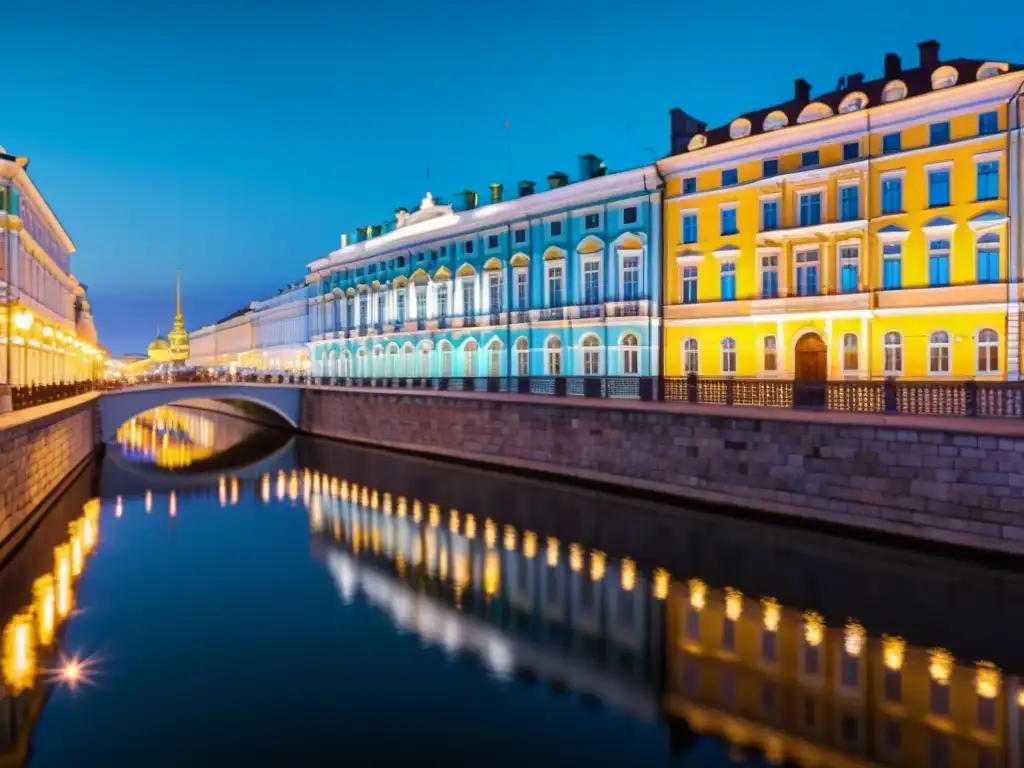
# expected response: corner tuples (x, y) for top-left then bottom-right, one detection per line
(2, 405), (1023, 766)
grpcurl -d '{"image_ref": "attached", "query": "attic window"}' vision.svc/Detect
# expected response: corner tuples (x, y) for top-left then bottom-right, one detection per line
(687, 134), (707, 151)
(881, 80), (907, 103)
(977, 62), (1008, 80)
(763, 111), (788, 132)
(797, 102), (834, 124)
(729, 118), (751, 139)
(931, 65), (959, 90)
(839, 92), (868, 114)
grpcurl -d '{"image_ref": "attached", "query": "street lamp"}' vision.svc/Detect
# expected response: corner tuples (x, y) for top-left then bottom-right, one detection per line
(13, 310), (33, 385)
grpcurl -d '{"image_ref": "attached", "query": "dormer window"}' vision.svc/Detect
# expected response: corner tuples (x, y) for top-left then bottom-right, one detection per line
(839, 92), (868, 114)
(931, 65), (959, 90)
(882, 80), (907, 103)
(729, 118), (751, 140)
(797, 102), (834, 124)
(763, 111), (788, 132)
(978, 62), (1009, 80)
(687, 134), (707, 151)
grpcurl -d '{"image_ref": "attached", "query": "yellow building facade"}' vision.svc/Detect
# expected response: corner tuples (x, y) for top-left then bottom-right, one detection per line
(659, 43), (1024, 383)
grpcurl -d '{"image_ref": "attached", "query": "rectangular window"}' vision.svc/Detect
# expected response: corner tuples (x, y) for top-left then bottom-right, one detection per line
(722, 168), (738, 186)
(548, 266), (563, 307)
(979, 110), (998, 136)
(489, 274), (502, 312)
(930, 680), (950, 716)
(881, 178), (903, 214)
(762, 630), (777, 664)
(882, 132), (901, 154)
(514, 228), (526, 244)
(487, 234), (499, 250)
(439, 245), (447, 257)
(622, 206), (637, 224)
(842, 141), (859, 161)
(839, 186), (859, 221)
(720, 207), (737, 235)
(843, 334), (859, 371)
(798, 193), (821, 226)
(883, 243), (903, 289)
(840, 246), (859, 292)
(549, 220), (562, 237)
(416, 290), (427, 319)
(720, 262), (736, 301)
(929, 240), (951, 286)
(584, 213), (600, 230)
(465, 239), (474, 254)
(683, 177), (697, 194)
(623, 256), (640, 300)
(682, 266), (698, 304)
(930, 121), (951, 145)
(978, 242), (999, 283)
(583, 261), (600, 304)
(977, 160), (999, 200)
(515, 272), (528, 309)
(801, 150), (819, 167)
(377, 293), (387, 323)
(436, 285), (448, 319)
(796, 250), (819, 296)
(396, 293), (406, 323)
(763, 158), (779, 177)
(462, 282), (475, 316)
(761, 255), (778, 298)
(681, 213), (698, 244)
(761, 200), (779, 231)
(928, 169), (951, 207)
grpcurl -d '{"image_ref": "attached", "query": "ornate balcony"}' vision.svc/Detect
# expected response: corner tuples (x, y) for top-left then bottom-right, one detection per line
(489, 312), (502, 326)
(539, 307), (564, 321)
(514, 311), (531, 325)
(578, 304), (603, 319)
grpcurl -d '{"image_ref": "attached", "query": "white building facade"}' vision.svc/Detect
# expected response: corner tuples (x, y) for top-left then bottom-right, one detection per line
(250, 283), (310, 372)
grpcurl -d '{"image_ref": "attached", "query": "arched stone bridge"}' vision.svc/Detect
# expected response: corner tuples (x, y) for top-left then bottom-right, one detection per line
(98, 383), (302, 441)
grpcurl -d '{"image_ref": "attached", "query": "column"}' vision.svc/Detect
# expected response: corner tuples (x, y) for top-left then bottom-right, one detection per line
(776, 319), (785, 375)
(859, 315), (869, 378)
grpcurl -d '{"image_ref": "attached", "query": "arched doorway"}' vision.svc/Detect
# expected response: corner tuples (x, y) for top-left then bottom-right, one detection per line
(794, 332), (827, 408)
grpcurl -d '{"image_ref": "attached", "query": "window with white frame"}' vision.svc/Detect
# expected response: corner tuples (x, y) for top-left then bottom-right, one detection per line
(976, 233), (999, 283)
(515, 337), (529, 375)
(463, 340), (478, 376)
(682, 266), (698, 303)
(396, 292), (406, 323)
(882, 243), (903, 289)
(622, 255), (640, 300)
(416, 288), (427, 319)
(359, 292), (369, 324)
(547, 265), (564, 307)
(440, 342), (453, 377)
(621, 334), (639, 374)
(462, 280), (476, 317)
(721, 337), (737, 374)
(436, 284), (449, 319)
(761, 254), (778, 298)
(928, 239), (951, 287)
(546, 337), (562, 375)
(488, 341), (502, 376)
(583, 260), (600, 305)
(515, 271), (528, 309)
(683, 339), (699, 374)
(763, 335), (777, 372)
(377, 292), (387, 324)
(488, 273), (502, 312)
(977, 329), (999, 374)
(795, 250), (819, 296)
(928, 331), (951, 374)
(843, 334), (858, 372)
(581, 336), (601, 375)
(839, 246), (859, 293)
(884, 332), (903, 375)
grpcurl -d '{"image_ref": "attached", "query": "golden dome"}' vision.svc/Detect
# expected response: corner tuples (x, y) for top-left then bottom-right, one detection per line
(75, 316), (98, 347)
(148, 336), (169, 352)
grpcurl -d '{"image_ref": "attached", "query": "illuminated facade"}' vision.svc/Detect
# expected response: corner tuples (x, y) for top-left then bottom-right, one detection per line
(307, 159), (661, 393)
(148, 271), (189, 368)
(659, 42), (1024, 382)
(0, 149), (104, 386)
(186, 307), (255, 371)
(250, 283), (310, 372)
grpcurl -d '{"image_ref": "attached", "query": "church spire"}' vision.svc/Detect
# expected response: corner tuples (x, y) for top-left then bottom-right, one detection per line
(175, 269), (182, 322)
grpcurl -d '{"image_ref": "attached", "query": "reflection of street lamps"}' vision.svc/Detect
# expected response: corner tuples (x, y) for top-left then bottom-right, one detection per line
(13, 310), (33, 385)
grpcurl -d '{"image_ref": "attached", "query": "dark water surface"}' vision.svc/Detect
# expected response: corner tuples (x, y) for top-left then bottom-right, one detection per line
(2, 406), (1023, 767)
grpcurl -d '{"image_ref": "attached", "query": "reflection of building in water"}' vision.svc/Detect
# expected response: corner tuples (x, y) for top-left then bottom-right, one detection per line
(664, 581), (1022, 767)
(116, 406), (217, 469)
(0, 499), (101, 762)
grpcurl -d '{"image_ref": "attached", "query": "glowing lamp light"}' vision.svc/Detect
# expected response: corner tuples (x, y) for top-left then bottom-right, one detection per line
(844, 621), (866, 657)
(523, 530), (537, 560)
(412, 500), (423, 523)
(929, 648), (953, 685)
(330, 477), (339, 497)
(261, 474), (271, 503)
(288, 474), (299, 502)
(484, 552), (500, 597)
(54, 544), (73, 619)
(976, 662), (1000, 699)
(590, 551), (606, 582)
(360, 487), (369, 507)
(484, 518), (496, 549)
(383, 493), (392, 516)
(429, 505), (440, 529)
(145, 490), (152, 513)
(397, 497), (407, 518)
(1, 610), (37, 693)
(69, 522), (83, 577)
(761, 599), (781, 631)
(803, 611), (824, 647)
(688, 578), (707, 611)
(448, 508), (458, 534)
(652, 568), (670, 600)
(883, 636), (906, 671)
(41, 326), (53, 338)
(464, 514), (476, 540)
(13, 310), (33, 332)
(32, 574), (56, 647)
(276, 471), (286, 501)
(725, 588), (743, 621)
(370, 490), (378, 510)
(620, 558), (636, 592)
(546, 537), (559, 568)
(503, 525), (516, 551)
(569, 543), (583, 573)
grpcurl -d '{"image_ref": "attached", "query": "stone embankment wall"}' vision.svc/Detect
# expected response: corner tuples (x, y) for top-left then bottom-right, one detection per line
(300, 388), (1024, 555)
(0, 394), (98, 547)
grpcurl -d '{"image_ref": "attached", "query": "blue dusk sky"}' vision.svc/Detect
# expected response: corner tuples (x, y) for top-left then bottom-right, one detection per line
(4, 0), (1023, 354)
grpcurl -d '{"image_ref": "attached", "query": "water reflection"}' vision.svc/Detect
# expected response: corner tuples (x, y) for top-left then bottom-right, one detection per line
(115, 406), (216, 469)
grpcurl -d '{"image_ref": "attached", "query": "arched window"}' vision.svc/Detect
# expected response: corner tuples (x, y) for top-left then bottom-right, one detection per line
(546, 337), (563, 375)
(403, 344), (415, 378)
(976, 232), (1000, 284)
(463, 340), (478, 377)
(439, 341), (453, 378)
(487, 340), (503, 377)
(373, 347), (383, 377)
(721, 337), (736, 374)
(763, 110), (788, 132)
(729, 118), (751, 139)
(515, 337), (530, 376)
(797, 102), (834, 124)
(387, 345), (399, 377)
(883, 332), (903, 375)
(881, 80), (907, 103)
(419, 343), (432, 377)
(581, 335), (601, 375)
(843, 333), (858, 372)
(977, 329), (999, 374)
(931, 65), (959, 90)
(621, 334), (639, 375)
(683, 339), (699, 374)
(928, 331), (951, 374)
(763, 335), (777, 372)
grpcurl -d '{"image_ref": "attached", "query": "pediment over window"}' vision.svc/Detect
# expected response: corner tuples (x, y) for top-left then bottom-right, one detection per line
(410, 268), (430, 283)
(509, 252), (530, 267)
(482, 257), (503, 271)
(433, 265), (452, 280)
(968, 210), (1009, 231)
(876, 224), (910, 241)
(712, 244), (741, 261)
(456, 262), (476, 277)
(577, 237), (604, 255)
(922, 215), (956, 233)
(617, 236), (644, 251)
(543, 246), (566, 261)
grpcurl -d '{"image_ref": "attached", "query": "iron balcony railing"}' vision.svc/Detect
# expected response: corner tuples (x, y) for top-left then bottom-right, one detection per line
(9, 380), (114, 411)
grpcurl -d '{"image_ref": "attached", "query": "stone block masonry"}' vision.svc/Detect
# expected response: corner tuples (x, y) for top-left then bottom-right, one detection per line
(300, 388), (1024, 555)
(0, 394), (99, 548)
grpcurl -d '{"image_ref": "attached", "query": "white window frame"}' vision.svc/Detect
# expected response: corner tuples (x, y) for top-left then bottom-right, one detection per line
(795, 186), (826, 227)
(680, 207), (699, 244)
(580, 334), (602, 375)
(544, 257), (566, 308)
(794, 247), (821, 296)
(976, 328), (1000, 375)
(719, 201), (739, 236)
(837, 239), (860, 293)
(514, 337), (530, 376)
(762, 335), (778, 373)
(580, 254), (603, 307)
(682, 338), (699, 374)
(462, 340), (478, 376)
(487, 340), (503, 376)
(928, 330), (952, 376)
(883, 332), (903, 376)
(620, 333), (640, 375)
(513, 267), (529, 310)
(759, 193), (781, 232)
(837, 179), (861, 220)
(842, 333), (859, 373)
(757, 247), (781, 299)
(545, 337), (563, 375)
(618, 247), (644, 302)
(720, 337), (737, 375)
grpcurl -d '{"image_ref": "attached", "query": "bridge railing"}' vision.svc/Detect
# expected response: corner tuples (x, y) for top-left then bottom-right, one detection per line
(106, 371), (1024, 419)
(7, 380), (125, 412)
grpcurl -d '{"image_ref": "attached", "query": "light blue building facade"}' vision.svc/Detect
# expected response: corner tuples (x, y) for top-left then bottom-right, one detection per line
(307, 161), (662, 397)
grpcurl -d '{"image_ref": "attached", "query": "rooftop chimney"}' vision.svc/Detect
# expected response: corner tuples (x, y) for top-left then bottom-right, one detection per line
(547, 171), (568, 190)
(794, 78), (811, 104)
(370, 224), (382, 238)
(518, 180), (536, 197)
(461, 190), (478, 210)
(918, 40), (940, 71)
(578, 154), (605, 181)
(340, 233), (349, 248)
(669, 108), (707, 155)
(489, 183), (503, 204)
(355, 228), (367, 243)
(884, 53), (902, 79)
(837, 72), (865, 91)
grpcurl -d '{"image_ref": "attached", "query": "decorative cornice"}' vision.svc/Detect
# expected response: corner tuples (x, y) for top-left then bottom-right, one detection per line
(0, 155), (75, 253)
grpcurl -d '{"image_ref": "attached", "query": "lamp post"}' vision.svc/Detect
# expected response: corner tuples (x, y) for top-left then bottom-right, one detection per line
(13, 309), (33, 386)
